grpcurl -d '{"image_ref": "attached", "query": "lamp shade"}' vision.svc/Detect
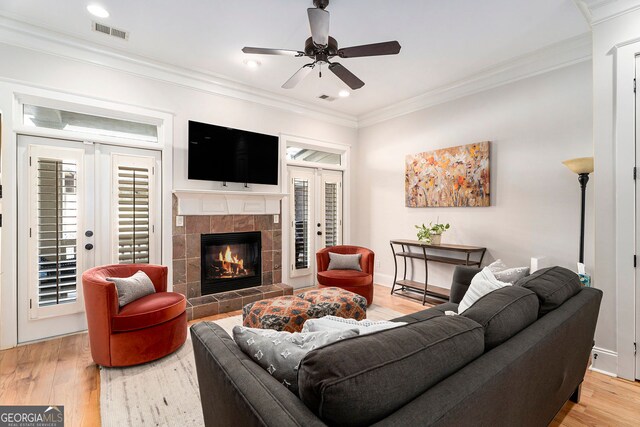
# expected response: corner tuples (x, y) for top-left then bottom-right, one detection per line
(562, 157), (594, 174)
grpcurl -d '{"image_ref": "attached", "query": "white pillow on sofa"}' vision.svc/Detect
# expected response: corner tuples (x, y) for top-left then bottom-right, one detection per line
(301, 315), (406, 335)
(458, 267), (511, 314)
(487, 259), (530, 283)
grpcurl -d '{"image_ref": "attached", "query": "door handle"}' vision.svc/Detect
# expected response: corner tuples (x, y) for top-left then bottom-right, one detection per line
(85, 243), (94, 250)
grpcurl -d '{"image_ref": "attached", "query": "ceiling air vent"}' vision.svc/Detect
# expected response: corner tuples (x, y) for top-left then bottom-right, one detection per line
(318, 94), (336, 102)
(92, 21), (129, 40)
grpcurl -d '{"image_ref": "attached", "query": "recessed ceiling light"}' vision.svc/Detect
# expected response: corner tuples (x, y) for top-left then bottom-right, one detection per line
(87, 4), (109, 18)
(243, 59), (261, 69)
(338, 90), (350, 98)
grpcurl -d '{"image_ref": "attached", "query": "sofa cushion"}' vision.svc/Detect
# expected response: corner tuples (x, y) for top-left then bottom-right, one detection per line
(297, 315), (484, 427)
(112, 292), (186, 332)
(449, 266), (481, 304)
(317, 270), (371, 287)
(461, 286), (539, 350)
(328, 252), (362, 271)
(233, 326), (359, 395)
(391, 302), (458, 324)
(515, 266), (581, 316)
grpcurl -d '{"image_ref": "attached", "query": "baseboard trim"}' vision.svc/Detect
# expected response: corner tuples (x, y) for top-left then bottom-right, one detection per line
(589, 346), (618, 377)
(374, 272), (395, 288)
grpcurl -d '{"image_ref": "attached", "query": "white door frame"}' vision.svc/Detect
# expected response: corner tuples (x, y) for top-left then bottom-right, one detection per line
(0, 84), (173, 349)
(286, 166), (344, 289)
(17, 136), (163, 342)
(17, 139), (91, 342)
(280, 134), (351, 289)
(612, 39), (640, 380)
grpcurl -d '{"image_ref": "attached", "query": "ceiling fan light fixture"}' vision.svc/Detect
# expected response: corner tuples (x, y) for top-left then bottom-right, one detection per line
(243, 59), (261, 69)
(87, 4), (109, 18)
(338, 90), (350, 98)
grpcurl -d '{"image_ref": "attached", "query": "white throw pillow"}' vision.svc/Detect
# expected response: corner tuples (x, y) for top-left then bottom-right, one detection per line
(301, 315), (406, 335)
(458, 267), (511, 313)
(487, 259), (530, 283)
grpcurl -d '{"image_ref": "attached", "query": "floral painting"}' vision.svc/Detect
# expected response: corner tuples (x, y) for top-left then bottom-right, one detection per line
(405, 142), (490, 207)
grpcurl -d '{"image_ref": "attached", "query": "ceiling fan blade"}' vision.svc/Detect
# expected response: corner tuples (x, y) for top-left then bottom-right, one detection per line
(329, 63), (365, 90)
(282, 64), (315, 89)
(337, 41), (402, 58)
(242, 47), (304, 57)
(307, 8), (330, 46)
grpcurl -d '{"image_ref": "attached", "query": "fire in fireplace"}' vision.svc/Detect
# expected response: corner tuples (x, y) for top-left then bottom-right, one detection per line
(201, 231), (262, 295)
(214, 245), (249, 278)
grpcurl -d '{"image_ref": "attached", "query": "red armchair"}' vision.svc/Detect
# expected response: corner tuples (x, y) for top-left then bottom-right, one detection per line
(82, 264), (187, 367)
(316, 245), (375, 305)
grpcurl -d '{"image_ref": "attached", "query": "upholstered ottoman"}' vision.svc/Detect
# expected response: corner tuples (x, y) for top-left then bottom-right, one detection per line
(297, 287), (367, 320)
(242, 288), (367, 332)
(242, 296), (324, 332)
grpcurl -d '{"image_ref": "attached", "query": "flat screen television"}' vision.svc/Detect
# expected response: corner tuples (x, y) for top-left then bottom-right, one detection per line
(188, 120), (279, 185)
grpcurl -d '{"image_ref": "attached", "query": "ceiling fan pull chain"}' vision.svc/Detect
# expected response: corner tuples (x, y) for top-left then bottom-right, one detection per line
(319, 63), (322, 78)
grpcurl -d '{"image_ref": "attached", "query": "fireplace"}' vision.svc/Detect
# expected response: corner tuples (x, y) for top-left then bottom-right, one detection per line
(201, 231), (262, 295)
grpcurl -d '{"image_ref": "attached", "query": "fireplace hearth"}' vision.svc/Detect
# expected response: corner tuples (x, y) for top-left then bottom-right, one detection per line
(201, 231), (262, 295)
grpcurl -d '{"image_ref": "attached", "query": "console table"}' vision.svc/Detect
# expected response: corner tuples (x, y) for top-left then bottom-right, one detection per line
(390, 239), (487, 305)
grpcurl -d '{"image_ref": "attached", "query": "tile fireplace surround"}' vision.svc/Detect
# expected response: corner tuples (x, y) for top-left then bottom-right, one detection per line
(172, 196), (291, 320)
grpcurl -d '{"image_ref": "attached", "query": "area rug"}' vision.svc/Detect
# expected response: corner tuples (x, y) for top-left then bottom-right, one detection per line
(100, 304), (403, 426)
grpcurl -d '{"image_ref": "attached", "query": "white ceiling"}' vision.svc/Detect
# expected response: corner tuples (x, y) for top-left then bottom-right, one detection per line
(0, 0), (590, 117)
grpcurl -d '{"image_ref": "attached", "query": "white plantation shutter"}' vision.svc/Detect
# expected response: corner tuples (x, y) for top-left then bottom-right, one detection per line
(289, 168), (315, 278)
(293, 178), (310, 269)
(29, 145), (86, 318)
(324, 182), (338, 247)
(112, 155), (158, 265)
(321, 171), (343, 249)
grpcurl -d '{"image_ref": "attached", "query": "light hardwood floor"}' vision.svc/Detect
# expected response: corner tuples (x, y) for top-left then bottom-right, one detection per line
(0, 284), (638, 426)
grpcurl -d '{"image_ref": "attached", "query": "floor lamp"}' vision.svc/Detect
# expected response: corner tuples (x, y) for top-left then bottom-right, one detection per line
(562, 157), (594, 264)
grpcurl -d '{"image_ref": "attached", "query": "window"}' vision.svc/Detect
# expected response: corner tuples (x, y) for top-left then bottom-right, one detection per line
(286, 146), (341, 166)
(293, 178), (310, 270)
(113, 156), (155, 264)
(324, 182), (339, 247)
(23, 104), (158, 143)
(35, 157), (79, 307)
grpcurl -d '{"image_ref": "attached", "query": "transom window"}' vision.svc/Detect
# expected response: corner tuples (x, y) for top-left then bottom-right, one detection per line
(23, 104), (158, 143)
(286, 146), (341, 166)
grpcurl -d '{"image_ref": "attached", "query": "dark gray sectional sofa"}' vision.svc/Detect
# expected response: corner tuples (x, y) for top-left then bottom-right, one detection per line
(190, 266), (602, 426)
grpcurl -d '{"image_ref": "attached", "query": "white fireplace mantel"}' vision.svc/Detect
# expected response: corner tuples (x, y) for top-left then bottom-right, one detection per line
(173, 189), (287, 216)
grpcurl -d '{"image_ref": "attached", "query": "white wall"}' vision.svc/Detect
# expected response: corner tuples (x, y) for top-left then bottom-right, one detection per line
(0, 42), (358, 348)
(591, 8), (640, 378)
(354, 62), (594, 295)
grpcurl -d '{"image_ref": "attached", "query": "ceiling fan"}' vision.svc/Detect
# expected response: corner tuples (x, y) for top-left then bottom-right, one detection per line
(242, 0), (401, 90)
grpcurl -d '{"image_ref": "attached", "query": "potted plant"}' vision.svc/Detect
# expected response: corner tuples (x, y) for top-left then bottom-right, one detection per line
(415, 222), (450, 245)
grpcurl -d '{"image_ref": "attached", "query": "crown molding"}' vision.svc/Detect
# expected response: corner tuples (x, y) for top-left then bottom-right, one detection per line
(575, 0), (640, 25)
(0, 14), (359, 129)
(0, 14), (595, 130)
(358, 33), (593, 128)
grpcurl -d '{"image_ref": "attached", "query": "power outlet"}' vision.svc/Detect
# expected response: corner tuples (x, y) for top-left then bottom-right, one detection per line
(176, 215), (184, 227)
(273, 214), (279, 224)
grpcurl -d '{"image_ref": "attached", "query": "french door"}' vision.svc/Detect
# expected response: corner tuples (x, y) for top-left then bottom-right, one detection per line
(17, 135), (161, 343)
(288, 167), (343, 288)
(636, 55), (640, 380)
